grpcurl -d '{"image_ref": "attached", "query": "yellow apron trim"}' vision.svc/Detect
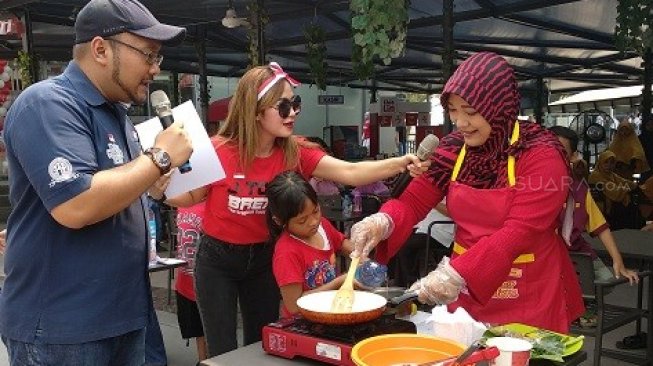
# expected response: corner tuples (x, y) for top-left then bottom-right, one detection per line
(451, 122), (520, 187)
(453, 242), (535, 264)
(451, 145), (466, 182)
(507, 122), (519, 186)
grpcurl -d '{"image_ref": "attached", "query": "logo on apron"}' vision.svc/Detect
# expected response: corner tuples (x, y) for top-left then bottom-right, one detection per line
(492, 280), (519, 299)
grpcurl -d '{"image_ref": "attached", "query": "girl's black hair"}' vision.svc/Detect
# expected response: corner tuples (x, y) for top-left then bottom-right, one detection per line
(266, 171), (319, 244)
(548, 125), (579, 152)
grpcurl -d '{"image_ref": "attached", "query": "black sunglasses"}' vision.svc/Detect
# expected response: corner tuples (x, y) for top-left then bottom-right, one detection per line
(274, 95), (301, 118)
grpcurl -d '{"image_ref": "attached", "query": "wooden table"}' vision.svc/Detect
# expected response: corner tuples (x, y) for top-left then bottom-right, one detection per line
(586, 229), (653, 364)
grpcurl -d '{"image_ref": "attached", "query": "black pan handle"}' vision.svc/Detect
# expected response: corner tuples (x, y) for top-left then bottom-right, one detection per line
(389, 291), (418, 306)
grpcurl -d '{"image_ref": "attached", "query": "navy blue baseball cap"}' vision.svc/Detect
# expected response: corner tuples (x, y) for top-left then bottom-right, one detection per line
(74, 0), (186, 45)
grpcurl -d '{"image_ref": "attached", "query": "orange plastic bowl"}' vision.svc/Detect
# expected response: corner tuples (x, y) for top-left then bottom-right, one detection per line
(351, 333), (466, 366)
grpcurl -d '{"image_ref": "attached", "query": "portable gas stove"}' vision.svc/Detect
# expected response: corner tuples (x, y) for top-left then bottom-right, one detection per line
(262, 314), (417, 365)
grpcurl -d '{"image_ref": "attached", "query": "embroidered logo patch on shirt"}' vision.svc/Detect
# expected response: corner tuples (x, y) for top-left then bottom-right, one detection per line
(48, 157), (79, 188)
(106, 134), (124, 165)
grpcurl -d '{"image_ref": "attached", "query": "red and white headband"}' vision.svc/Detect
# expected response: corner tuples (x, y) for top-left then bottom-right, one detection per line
(257, 62), (300, 101)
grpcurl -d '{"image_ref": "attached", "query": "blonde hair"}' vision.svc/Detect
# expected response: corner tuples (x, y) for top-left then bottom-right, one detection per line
(218, 65), (299, 171)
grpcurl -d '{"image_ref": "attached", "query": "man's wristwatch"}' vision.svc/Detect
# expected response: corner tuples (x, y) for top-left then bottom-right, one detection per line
(144, 147), (172, 175)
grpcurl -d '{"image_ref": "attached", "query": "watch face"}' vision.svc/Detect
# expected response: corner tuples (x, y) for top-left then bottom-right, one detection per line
(154, 150), (171, 168)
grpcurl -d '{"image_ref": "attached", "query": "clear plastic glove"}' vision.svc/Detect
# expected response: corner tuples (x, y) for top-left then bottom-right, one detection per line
(349, 213), (393, 259)
(408, 257), (466, 305)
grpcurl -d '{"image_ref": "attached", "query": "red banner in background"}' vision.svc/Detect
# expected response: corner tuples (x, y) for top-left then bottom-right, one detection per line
(379, 115), (393, 127)
(405, 112), (418, 126)
(0, 16), (24, 38)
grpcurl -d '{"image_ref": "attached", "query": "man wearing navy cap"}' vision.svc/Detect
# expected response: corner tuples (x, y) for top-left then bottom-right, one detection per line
(0, 0), (192, 364)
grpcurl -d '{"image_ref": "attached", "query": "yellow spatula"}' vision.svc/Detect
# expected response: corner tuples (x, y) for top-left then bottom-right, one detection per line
(330, 256), (360, 313)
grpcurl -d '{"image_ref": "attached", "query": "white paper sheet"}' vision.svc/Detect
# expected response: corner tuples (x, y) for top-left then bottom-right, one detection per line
(135, 101), (225, 197)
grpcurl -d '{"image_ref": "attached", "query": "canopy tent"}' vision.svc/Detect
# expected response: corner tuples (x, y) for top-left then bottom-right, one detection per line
(0, 0), (646, 99)
(548, 85), (652, 113)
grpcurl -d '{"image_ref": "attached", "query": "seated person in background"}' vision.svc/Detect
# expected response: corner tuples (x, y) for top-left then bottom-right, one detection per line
(609, 119), (650, 179)
(266, 171), (360, 316)
(589, 150), (645, 229)
(305, 136), (343, 208)
(642, 222), (653, 232)
(551, 126), (638, 285)
(389, 199), (454, 288)
(352, 180), (390, 199)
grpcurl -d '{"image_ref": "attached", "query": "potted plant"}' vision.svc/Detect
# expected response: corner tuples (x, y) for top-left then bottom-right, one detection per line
(615, 0), (652, 55)
(246, 0), (268, 68)
(615, 0), (652, 126)
(16, 50), (36, 88)
(350, 0), (409, 80)
(304, 23), (327, 90)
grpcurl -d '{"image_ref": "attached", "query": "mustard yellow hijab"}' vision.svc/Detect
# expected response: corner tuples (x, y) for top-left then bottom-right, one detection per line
(589, 150), (636, 209)
(609, 120), (650, 174)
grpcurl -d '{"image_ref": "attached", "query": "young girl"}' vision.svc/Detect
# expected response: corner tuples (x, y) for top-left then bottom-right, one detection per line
(266, 171), (360, 316)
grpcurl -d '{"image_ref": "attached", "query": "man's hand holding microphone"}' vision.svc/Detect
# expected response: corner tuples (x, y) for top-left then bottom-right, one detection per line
(151, 121), (193, 170)
(146, 90), (193, 202)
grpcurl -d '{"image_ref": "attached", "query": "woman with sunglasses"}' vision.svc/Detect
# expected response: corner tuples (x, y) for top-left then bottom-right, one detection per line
(152, 62), (426, 357)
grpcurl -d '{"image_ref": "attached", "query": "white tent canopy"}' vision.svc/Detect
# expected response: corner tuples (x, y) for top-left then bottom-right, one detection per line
(548, 85), (651, 113)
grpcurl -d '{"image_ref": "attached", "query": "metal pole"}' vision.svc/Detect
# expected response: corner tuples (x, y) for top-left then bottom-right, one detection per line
(535, 76), (544, 125)
(442, 0), (454, 134)
(172, 72), (180, 106)
(195, 26), (209, 128)
(642, 48), (652, 127)
(21, 10), (38, 84)
(256, 0), (266, 65)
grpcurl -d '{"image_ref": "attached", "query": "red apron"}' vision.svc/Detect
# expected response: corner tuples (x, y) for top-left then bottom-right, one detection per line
(446, 123), (583, 333)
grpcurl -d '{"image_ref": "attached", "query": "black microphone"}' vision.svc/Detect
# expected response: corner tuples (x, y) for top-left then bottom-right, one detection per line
(150, 90), (192, 173)
(391, 134), (440, 198)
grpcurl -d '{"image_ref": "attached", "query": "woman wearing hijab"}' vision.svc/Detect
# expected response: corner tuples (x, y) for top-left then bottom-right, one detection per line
(639, 118), (653, 181)
(589, 150), (644, 229)
(609, 119), (649, 179)
(349, 52), (584, 333)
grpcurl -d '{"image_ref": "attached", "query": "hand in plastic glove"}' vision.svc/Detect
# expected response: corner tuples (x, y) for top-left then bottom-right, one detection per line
(349, 213), (393, 259)
(408, 257), (466, 305)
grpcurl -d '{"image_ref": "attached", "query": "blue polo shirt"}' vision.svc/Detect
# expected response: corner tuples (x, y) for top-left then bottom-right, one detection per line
(0, 61), (150, 343)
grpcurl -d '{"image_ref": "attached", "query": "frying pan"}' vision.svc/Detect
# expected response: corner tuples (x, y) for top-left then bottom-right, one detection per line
(296, 290), (418, 325)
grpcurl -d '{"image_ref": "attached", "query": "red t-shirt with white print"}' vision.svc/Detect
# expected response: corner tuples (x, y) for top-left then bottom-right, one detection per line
(202, 138), (325, 244)
(175, 202), (205, 301)
(273, 218), (345, 316)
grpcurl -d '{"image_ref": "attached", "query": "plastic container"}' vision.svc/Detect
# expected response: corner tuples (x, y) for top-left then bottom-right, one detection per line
(353, 191), (362, 214)
(342, 194), (353, 218)
(485, 337), (532, 366)
(351, 334), (465, 366)
(355, 260), (388, 287)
